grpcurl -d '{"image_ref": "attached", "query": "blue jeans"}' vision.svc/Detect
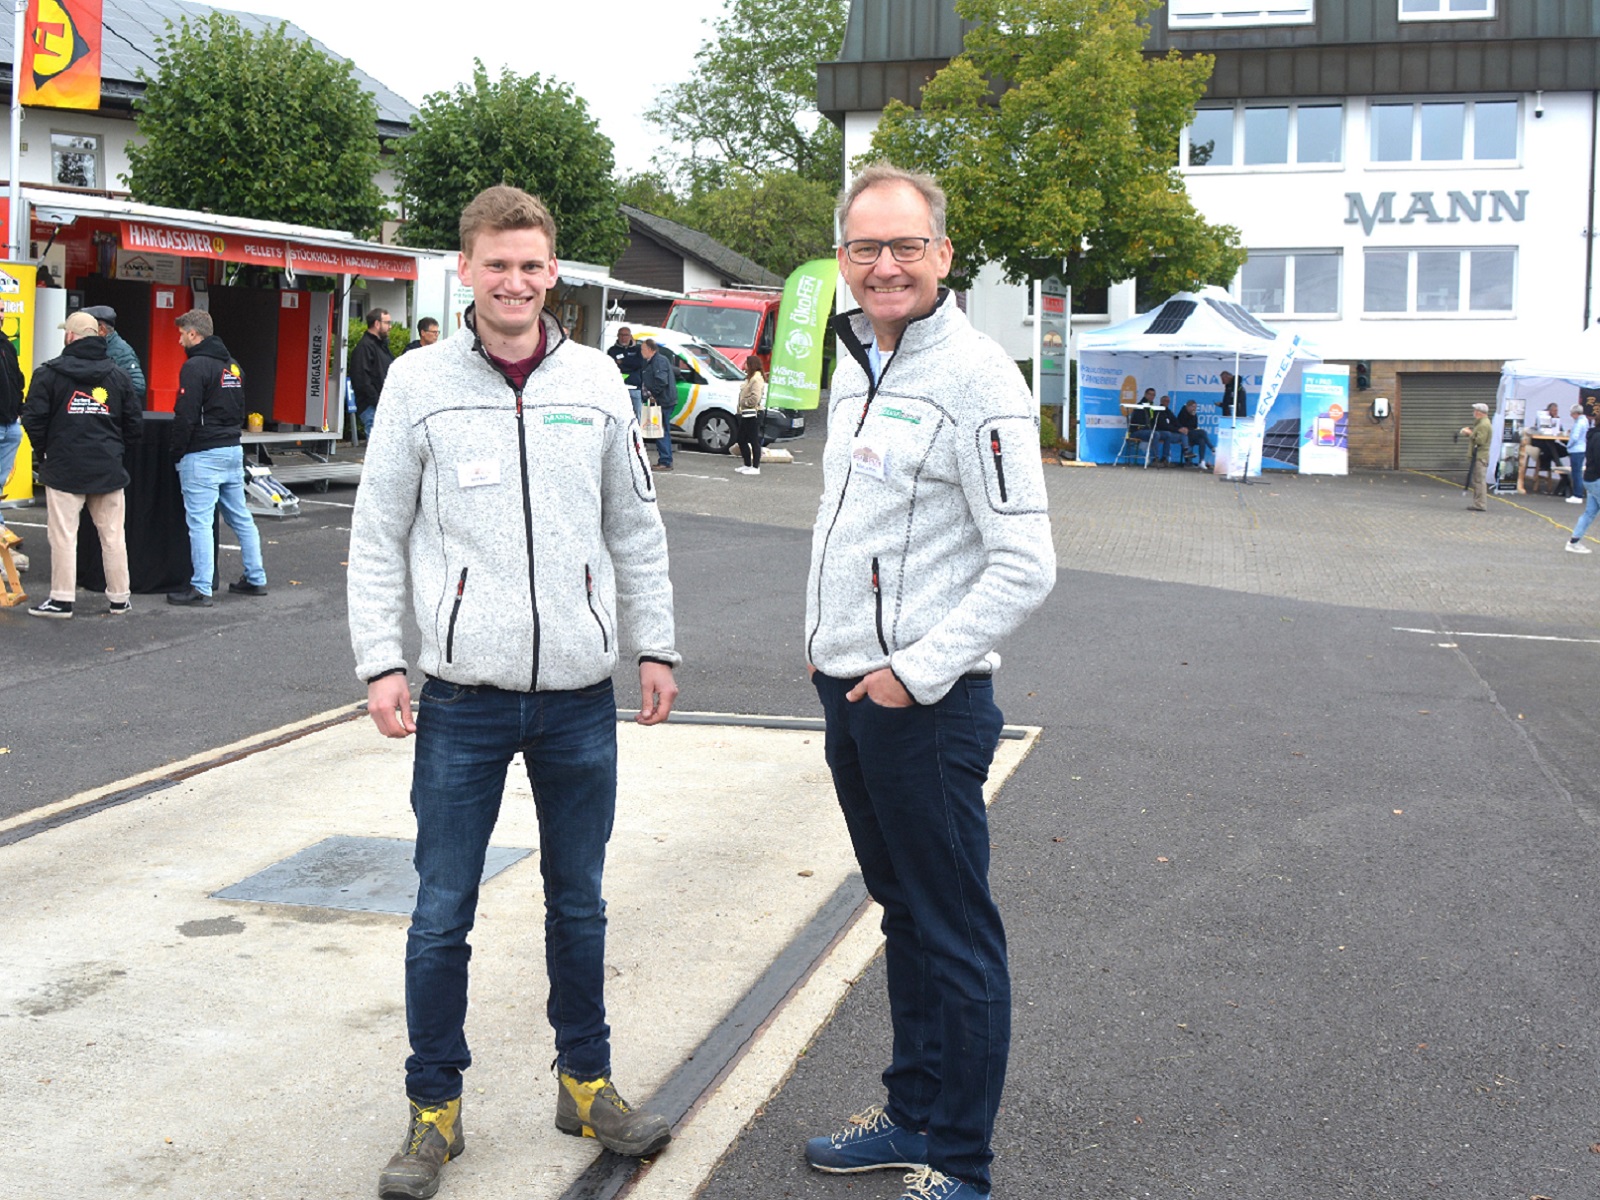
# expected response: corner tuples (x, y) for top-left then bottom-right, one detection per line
(1570, 451), (1587, 500)
(0, 420), (20, 527)
(176, 445), (266, 594)
(1152, 430), (1184, 462)
(358, 406), (377, 437)
(405, 677), (618, 1102)
(813, 672), (1009, 1191)
(1573, 489), (1600, 541)
(1188, 428), (1215, 464)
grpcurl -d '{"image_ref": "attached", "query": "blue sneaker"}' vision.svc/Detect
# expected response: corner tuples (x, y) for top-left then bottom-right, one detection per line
(899, 1166), (989, 1198)
(805, 1104), (928, 1173)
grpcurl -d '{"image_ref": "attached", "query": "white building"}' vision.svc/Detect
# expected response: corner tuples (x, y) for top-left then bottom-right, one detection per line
(819, 0), (1600, 469)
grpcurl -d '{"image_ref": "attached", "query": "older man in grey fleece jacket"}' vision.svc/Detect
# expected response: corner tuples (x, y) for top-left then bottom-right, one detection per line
(802, 164), (1054, 1200)
(348, 186), (679, 1200)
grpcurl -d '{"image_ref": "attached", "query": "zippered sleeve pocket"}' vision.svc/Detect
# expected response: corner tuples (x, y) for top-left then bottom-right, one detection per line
(974, 415), (1048, 514)
(445, 567), (469, 663)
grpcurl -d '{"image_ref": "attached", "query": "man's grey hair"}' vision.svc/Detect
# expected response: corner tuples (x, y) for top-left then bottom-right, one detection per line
(175, 309), (213, 338)
(1472, 402), (1489, 412)
(836, 162), (947, 241)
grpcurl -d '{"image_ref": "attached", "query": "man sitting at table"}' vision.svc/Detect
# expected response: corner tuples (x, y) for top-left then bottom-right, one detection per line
(1536, 402), (1569, 472)
(1127, 387), (1158, 452)
(1152, 395), (1187, 465)
(1175, 399), (1214, 470)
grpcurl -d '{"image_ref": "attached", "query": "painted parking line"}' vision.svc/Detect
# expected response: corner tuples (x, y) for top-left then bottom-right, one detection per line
(1394, 626), (1600, 645)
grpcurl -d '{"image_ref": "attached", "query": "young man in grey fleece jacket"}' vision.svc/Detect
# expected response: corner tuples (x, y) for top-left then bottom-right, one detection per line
(347, 186), (680, 1200)
(802, 164), (1055, 1200)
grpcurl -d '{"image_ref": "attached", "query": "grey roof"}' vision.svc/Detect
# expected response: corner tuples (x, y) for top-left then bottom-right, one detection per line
(0, 0), (415, 132)
(621, 206), (784, 288)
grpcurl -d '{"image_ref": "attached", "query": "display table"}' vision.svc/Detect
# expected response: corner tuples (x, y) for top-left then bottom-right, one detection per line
(77, 412), (206, 594)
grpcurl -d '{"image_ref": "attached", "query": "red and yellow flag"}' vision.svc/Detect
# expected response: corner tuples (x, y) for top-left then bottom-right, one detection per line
(20, 0), (102, 110)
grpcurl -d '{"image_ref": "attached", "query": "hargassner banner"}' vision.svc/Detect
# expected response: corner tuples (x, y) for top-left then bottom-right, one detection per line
(767, 258), (838, 411)
(1227, 331), (1302, 481)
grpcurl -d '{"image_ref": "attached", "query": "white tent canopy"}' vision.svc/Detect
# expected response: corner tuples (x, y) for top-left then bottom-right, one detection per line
(1491, 324), (1600, 474)
(1074, 287), (1320, 466)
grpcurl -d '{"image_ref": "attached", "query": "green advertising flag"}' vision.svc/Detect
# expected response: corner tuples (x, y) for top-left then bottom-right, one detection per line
(766, 258), (838, 411)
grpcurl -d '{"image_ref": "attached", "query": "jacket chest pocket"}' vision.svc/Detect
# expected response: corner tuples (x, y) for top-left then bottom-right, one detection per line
(851, 405), (944, 493)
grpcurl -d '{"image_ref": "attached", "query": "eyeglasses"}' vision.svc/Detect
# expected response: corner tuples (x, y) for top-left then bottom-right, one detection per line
(841, 237), (932, 266)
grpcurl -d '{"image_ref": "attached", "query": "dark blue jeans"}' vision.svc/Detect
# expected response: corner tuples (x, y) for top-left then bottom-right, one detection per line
(405, 677), (618, 1103)
(813, 672), (1009, 1191)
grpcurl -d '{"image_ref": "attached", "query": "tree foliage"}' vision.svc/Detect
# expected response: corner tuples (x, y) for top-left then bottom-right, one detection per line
(648, 0), (849, 187)
(127, 15), (385, 236)
(869, 0), (1246, 293)
(396, 63), (628, 262)
(685, 171), (837, 278)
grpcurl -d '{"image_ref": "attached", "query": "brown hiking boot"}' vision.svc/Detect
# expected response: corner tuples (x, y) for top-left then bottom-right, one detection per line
(378, 1097), (464, 1199)
(554, 1071), (672, 1156)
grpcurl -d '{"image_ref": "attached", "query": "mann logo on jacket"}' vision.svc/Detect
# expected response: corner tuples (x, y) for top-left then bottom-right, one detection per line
(65, 387), (110, 415)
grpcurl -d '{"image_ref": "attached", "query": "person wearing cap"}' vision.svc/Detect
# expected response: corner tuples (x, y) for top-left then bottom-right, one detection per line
(20, 310), (142, 617)
(83, 305), (146, 398)
(168, 309), (268, 607)
(1460, 402), (1492, 512)
(637, 336), (675, 470)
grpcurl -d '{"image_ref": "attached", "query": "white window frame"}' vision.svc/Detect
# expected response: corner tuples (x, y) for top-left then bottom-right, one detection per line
(49, 130), (101, 190)
(1169, 0), (1314, 28)
(1365, 97), (1519, 167)
(1234, 250), (1344, 319)
(1398, 0), (1496, 22)
(1184, 102), (1345, 171)
(1360, 246), (1517, 318)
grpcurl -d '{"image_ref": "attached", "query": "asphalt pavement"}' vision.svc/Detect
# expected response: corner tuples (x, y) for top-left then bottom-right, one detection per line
(4, 439), (1600, 1200)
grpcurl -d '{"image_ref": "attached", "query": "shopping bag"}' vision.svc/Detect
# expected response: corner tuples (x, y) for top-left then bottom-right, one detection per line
(641, 403), (664, 440)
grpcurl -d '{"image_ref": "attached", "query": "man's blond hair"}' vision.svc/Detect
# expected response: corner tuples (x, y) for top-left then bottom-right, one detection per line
(459, 185), (558, 257)
(836, 162), (948, 241)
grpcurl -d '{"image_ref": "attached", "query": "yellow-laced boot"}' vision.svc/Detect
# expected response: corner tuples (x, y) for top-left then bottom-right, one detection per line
(554, 1071), (672, 1156)
(378, 1097), (464, 1200)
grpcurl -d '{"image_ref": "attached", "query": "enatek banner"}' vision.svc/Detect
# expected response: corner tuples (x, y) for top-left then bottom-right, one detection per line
(21, 0), (103, 110)
(767, 258), (838, 411)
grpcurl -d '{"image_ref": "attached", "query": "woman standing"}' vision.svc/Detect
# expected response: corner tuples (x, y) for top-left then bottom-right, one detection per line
(735, 361), (766, 475)
(1565, 402), (1589, 505)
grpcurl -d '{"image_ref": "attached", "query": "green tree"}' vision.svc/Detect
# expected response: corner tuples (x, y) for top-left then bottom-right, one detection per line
(648, 0), (849, 185)
(396, 63), (628, 261)
(616, 170), (685, 220)
(869, 0), (1246, 294)
(681, 171), (836, 277)
(126, 14), (385, 236)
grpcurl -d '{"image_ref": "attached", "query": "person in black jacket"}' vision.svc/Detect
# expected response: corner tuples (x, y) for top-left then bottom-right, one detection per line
(350, 308), (394, 435)
(20, 310), (141, 618)
(0, 320), (29, 560)
(1218, 370), (1248, 418)
(167, 309), (267, 607)
(403, 316), (439, 354)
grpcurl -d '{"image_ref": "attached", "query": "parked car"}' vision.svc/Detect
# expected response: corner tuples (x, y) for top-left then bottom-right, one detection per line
(619, 325), (806, 453)
(666, 288), (782, 374)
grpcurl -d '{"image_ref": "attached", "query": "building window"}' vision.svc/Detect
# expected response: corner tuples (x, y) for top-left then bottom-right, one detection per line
(50, 132), (100, 189)
(1399, 0), (1494, 20)
(1169, 0), (1314, 28)
(1362, 247), (1515, 314)
(1188, 103), (1343, 167)
(1238, 251), (1342, 316)
(1369, 99), (1517, 163)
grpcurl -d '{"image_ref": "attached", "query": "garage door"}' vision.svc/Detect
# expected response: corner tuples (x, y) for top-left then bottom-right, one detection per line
(1398, 372), (1501, 471)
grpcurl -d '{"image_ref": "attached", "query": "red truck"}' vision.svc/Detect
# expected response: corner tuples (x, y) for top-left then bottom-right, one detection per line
(665, 288), (783, 374)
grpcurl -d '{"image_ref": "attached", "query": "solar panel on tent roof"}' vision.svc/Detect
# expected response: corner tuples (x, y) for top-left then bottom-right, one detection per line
(1206, 298), (1276, 341)
(1144, 300), (1196, 335)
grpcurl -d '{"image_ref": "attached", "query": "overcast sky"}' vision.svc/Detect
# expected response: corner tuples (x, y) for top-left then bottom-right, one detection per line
(234, 0), (733, 177)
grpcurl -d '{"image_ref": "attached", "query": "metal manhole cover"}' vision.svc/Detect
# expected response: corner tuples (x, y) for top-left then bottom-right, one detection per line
(213, 835), (533, 915)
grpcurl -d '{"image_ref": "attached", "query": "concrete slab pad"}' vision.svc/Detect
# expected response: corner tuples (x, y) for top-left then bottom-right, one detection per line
(0, 711), (1038, 1200)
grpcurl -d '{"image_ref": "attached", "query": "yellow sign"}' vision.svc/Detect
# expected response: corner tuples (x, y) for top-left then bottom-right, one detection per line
(21, 0), (103, 111)
(2, 263), (39, 502)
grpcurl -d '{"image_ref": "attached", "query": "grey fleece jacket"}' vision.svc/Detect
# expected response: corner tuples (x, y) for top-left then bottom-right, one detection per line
(348, 307), (678, 692)
(806, 291), (1054, 705)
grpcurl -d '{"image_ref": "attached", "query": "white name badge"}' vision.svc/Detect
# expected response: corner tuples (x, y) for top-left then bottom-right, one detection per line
(457, 459), (501, 489)
(850, 434), (890, 482)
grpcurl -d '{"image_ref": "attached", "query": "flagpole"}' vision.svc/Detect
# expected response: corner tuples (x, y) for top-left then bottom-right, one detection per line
(9, 0), (24, 261)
